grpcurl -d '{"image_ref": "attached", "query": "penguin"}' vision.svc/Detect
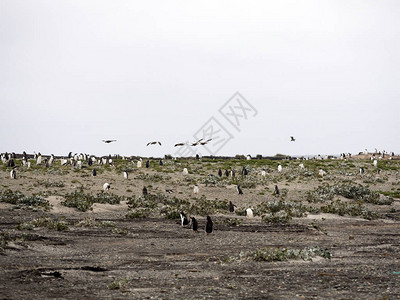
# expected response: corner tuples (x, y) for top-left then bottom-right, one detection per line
(8, 159), (15, 168)
(274, 185), (280, 196)
(218, 169), (222, 177)
(191, 217), (198, 232)
(277, 164), (283, 172)
(180, 212), (189, 226)
(123, 171), (128, 179)
(229, 201), (236, 213)
(205, 216), (213, 234)
(142, 186), (148, 196)
(246, 208), (254, 218)
(237, 185), (243, 195)
(10, 169), (16, 179)
(360, 167), (365, 175)
(242, 167), (248, 176)
(92, 169), (97, 176)
(225, 169), (229, 177)
(137, 158), (142, 168)
(145, 160), (150, 168)
(103, 183), (110, 191)
(193, 184), (199, 194)
(182, 168), (188, 175)
(159, 160), (163, 166)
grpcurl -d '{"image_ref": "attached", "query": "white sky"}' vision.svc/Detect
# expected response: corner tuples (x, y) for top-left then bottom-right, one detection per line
(1, 0), (399, 157)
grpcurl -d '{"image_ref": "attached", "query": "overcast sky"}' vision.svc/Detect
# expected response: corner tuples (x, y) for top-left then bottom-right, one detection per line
(1, 0), (399, 157)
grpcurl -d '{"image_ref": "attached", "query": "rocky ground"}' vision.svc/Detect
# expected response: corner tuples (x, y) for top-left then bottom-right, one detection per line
(1, 155), (399, 299)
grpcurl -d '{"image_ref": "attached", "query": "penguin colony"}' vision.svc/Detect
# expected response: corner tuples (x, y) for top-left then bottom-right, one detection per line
(1, 147), (396, 236)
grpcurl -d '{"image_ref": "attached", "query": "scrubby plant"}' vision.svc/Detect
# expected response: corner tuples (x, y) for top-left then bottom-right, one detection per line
(307, 183), (382, 204)
(0, 190), (50, 210)
(108, 278), (128, 290)
(320, 200), (378, 220)
(35, 179), (65, 188)
(62, 189), (94, 212)
(17, 216), (69, 231)
(126, 208), (150, 219)
(62, 189), (123, 212)
(222, 218), (243, 226)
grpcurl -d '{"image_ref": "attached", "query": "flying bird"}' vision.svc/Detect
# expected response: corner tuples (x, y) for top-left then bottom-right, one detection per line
(146, 141), (161, 146)
(102, 140), (116, 143)
(290, 136), (296, 142)
(200, 138), (212, 145)
(191, 138), (203, 146)
(174, 142), (187, 147)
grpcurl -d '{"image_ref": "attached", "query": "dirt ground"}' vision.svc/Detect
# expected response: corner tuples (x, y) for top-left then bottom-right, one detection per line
(1, 156), (400, 299)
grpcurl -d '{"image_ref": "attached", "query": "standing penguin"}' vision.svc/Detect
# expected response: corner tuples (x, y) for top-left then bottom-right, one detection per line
(360, 167), (365, 175)
(146, 160), (150, 168)
(274, 185), (280, 196)
(191, 217), (198, 232)
(142, 186), (148, 196)
(92, 169), (97, 176)
(193, 184), (199, 194)
(10, 169), (16, 179)
(229, 201), (236, 213)
(180, 212), (189, 226)
(123, 171), (129, 179)
(7, 159), (15, 168)
(159, 159), (163, 166)
(205, 216), (213, 234)
(242, 167), (248, 176)
(103, 183), (110, 191)
(218, 169), (222, 177)
(237, 185), (243, 195)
